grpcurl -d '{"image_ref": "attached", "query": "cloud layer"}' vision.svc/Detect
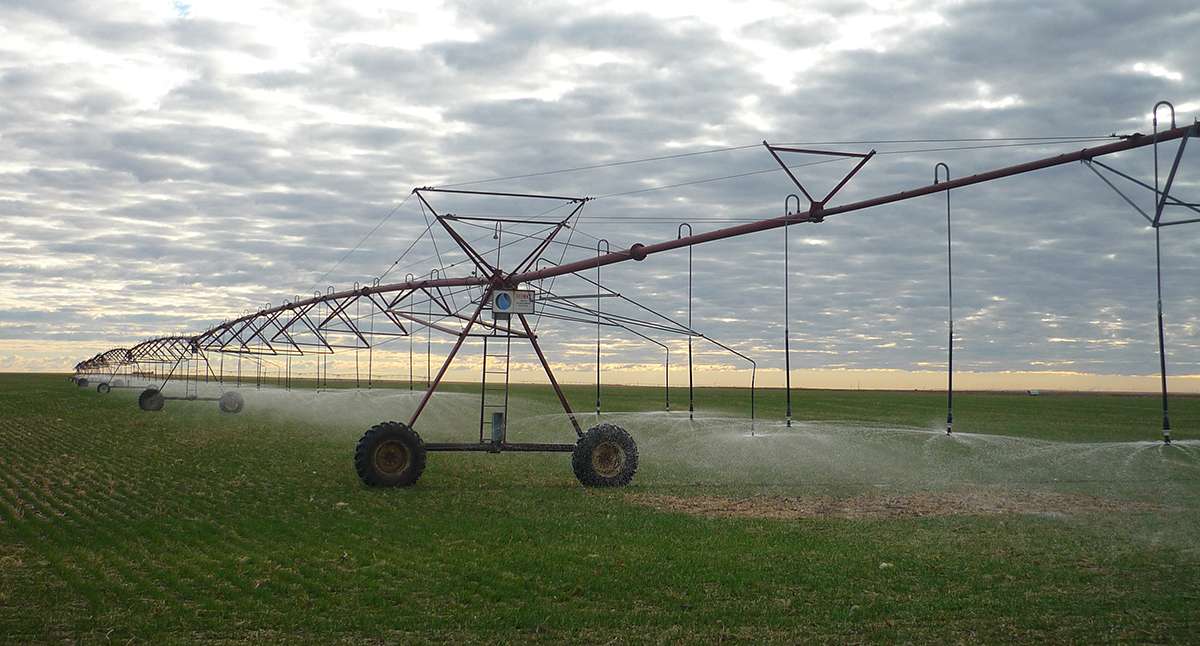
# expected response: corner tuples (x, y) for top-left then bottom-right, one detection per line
(2, 0), (1199, 385)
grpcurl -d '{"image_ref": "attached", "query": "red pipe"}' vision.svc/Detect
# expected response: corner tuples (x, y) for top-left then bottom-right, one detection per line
(513, 124), (1197, 284)
(127, 122), (1196, 354)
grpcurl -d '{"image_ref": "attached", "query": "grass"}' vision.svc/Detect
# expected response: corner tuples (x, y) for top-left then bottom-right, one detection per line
(2, 372), (1199, 643)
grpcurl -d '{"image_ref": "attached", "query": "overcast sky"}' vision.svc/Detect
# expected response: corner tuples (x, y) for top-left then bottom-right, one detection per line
(2, 0), (1199, 388)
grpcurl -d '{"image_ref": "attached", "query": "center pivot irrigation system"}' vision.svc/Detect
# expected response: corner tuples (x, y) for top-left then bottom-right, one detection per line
(74, 103), (1197, 488)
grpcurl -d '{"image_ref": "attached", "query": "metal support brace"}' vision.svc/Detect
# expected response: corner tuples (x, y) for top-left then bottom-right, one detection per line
(935, 163), (953, 435)
(596, 239), (609, 417)
(678, 223), (694, 420)
(783, 195), (800, 428)
(1083, 103), (1197, 444)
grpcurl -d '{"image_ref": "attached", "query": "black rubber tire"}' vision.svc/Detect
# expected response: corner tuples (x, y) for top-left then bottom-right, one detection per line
(218, 391), (244, 414)
(354, 421), (427, 487)
(77, 378), (89, 388)
(97, 383), (111, 394)
(572, 423), (638, 487)
(138, 388), (165, 412)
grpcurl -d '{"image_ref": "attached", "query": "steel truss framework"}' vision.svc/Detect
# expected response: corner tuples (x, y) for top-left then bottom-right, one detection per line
(72, 110), (1198, 486)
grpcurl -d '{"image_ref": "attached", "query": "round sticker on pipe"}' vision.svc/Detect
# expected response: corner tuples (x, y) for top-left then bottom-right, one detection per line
(492, 289), (535, 316)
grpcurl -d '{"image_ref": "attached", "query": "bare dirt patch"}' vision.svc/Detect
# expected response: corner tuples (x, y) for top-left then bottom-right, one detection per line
(626, 490), (1167, 520)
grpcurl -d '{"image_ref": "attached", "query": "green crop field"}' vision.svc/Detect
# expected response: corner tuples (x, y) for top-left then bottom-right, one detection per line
(2, 372), (1199, 643)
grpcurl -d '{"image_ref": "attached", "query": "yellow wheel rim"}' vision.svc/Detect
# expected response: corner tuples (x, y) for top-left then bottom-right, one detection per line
(374, 440), (411, 475)
(592, 440), (625, 478)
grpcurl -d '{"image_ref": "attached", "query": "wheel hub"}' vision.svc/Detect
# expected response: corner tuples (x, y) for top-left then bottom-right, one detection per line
(592, 440), (625, 477)
(374, 440), (411, 475)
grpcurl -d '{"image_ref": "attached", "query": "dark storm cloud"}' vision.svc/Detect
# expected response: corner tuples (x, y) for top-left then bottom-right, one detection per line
(1, 0), (1198, 381)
